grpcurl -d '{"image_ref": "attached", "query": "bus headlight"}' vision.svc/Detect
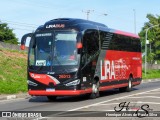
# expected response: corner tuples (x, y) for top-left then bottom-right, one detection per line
(27, 80), (38, 86)
(65, 79), (80, 86)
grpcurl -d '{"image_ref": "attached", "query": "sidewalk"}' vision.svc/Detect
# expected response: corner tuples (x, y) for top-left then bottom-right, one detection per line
(142, 78), (160, 83)
(0, 93), (30, 101)
(0, 78), (160, 101)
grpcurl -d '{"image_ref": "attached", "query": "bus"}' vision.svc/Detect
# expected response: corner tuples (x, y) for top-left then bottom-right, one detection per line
(21, 18), (142, 100)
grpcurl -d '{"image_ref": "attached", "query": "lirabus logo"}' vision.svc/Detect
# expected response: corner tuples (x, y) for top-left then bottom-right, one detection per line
(100, 59), (127, 80)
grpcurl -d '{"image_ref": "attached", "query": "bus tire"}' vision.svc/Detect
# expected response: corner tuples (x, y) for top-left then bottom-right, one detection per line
(47, 96), (57, 101)
(119, 77), (132, 92)
(126, 77), (133, 92)
(90, 80), (100, 99)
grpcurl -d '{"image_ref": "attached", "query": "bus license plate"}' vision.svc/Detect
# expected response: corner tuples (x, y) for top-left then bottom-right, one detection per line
(46, 88), (55, 92)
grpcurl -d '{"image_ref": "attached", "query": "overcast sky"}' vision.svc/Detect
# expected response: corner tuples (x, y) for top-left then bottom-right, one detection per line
(0, 0), (160, 42)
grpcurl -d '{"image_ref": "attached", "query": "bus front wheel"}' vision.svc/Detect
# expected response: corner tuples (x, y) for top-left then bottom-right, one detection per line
(90, 80), (100, 99)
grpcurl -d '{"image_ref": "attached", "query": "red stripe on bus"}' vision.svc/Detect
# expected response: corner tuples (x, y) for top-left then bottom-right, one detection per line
(115, 30), (140, 38)
(99, 83), (128, 91)
(100, 79), (127, 83)
(100, 80), (110, 83)
(29, 72), (57, 85)
(99, 86), (113, 91)
(113, 83), (128, 89)
(28, 88), (92, 96)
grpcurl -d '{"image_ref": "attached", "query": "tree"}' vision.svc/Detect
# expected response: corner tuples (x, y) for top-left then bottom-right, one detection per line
(0, 21), (18, 44)
(139, 14), (160, 64)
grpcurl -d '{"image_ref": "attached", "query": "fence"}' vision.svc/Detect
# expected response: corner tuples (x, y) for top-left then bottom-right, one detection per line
(0, 41), (28, 51)
(145, 64), (160, 70)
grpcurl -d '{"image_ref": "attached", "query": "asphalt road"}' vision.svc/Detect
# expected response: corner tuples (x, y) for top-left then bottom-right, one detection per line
(0, 79), (160, 120)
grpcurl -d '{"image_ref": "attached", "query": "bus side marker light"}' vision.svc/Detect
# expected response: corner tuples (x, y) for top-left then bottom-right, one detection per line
(76, 42), (83, 49)
(65, 79), (80, 86)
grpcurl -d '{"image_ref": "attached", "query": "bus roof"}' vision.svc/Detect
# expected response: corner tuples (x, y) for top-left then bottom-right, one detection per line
(50, 18), (107, 27)
(35, 18), (108, 32)
(36, 18), (140, 38)
(111, 29), (140, 38)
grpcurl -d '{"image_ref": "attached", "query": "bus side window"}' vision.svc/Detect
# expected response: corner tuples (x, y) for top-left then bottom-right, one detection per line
(81, 37), (88, 65)
(86, 31), (99, 55)
(82, 30), (99, 65)
(109, 34), (119, 50)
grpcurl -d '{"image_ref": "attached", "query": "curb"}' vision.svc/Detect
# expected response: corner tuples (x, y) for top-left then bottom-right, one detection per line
(0, 93), (30, 101)
(142, 78), (160, 83)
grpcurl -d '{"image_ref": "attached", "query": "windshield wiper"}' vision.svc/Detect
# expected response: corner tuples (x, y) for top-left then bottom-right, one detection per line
(53, 56), (69, 73)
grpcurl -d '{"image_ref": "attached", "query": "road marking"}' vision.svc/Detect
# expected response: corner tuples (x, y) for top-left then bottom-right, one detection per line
(142, 92), (160, 95)
(101, 101), (160, 106)
(68, 87), (160, 111)
(136, 101), (160, 105)
(100, 101), (142, 106)
(98, 103), (119, 106)
(50, 101), (160, 117)
(128, 96), (160, 99)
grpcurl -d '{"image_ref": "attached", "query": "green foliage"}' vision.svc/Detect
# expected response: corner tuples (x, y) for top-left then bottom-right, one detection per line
(139, 14), (160, 63)
(147, 53), (155, 64)
(142, 69), (160, 79)
(0, 21), (18, 44)
(0, 48), (27, 94)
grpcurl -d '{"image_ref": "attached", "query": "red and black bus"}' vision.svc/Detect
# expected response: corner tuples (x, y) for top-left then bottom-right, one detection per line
(21, 18), (142, 100)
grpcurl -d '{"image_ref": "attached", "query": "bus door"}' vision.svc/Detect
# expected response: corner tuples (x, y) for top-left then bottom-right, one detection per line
(81, 30), (99, 89)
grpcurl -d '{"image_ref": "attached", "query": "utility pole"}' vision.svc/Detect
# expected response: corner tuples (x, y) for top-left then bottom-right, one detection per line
(82, 10), (94, 20)
(133, 9), (136, 34)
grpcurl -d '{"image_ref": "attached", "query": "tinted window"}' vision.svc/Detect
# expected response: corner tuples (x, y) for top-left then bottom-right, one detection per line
(108, 34), (141, 52)
(83, 30), (99, 55)
(82, 30), (99, 64)
(100, 31), (113, 49)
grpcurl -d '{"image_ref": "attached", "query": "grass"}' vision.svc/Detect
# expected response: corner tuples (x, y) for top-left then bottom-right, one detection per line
(142, 69), (160, 79)
(0, 48), (27, 94)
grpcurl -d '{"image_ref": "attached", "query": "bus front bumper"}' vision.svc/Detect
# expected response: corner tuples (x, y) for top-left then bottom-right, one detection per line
(28, 89), (92, 96)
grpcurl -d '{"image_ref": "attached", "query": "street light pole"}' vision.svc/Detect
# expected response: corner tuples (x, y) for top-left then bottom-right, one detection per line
(82, 10), (94, 20)
(145, 28), (149, 77)
(145, 24), (159, 76)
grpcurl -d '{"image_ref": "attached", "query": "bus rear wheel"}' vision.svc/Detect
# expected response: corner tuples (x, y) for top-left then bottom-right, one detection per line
(47, 96), (57, 101)
(90, 80), (100, 99)
(119, 77), (133, 92)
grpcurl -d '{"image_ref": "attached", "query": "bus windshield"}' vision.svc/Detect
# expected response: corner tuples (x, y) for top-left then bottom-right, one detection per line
(29, 30), (78, 67)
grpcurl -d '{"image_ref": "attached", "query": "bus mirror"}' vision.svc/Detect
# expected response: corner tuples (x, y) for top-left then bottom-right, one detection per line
(20, 45), (25, 50)
(20, 33), (33, 50)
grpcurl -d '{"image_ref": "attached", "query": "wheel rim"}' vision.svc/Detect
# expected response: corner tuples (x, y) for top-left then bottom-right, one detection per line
(92, 82), (99, 93)
(129, 79), (132, 88)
